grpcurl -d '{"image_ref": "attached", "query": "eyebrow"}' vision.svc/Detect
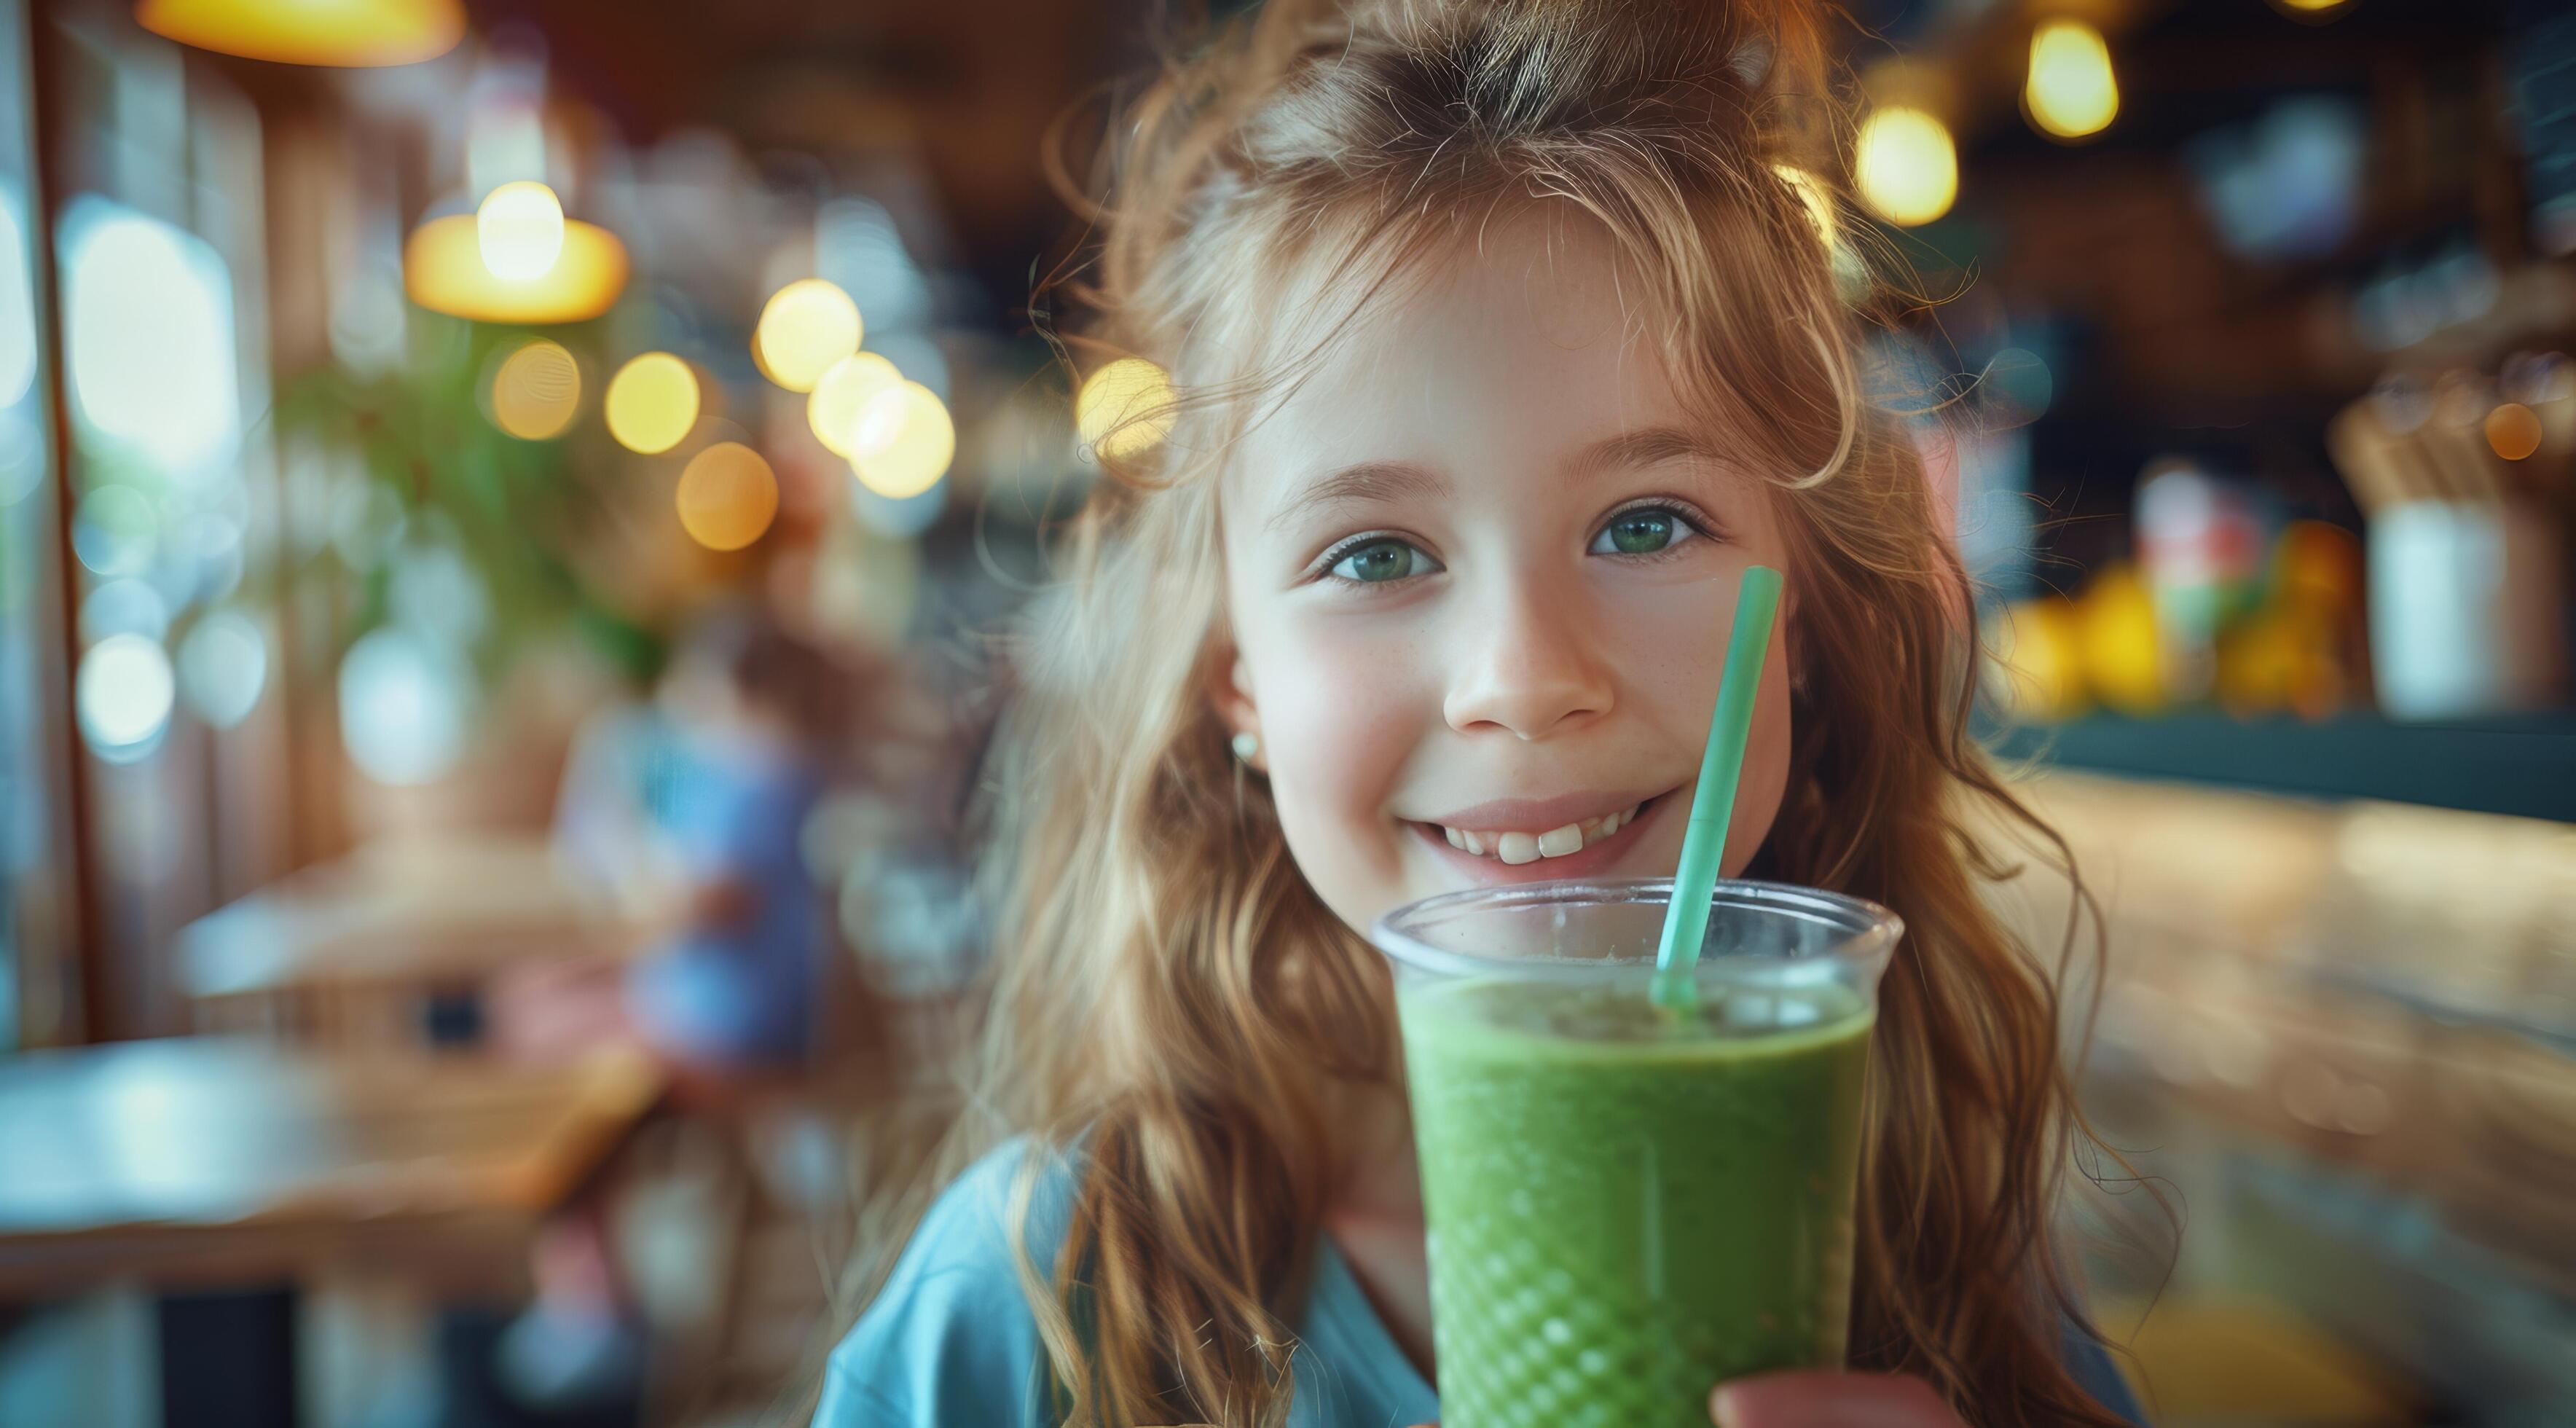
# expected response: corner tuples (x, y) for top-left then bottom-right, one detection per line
(1564, 425), (1731, 483)
(1265, 424), (1727, 533)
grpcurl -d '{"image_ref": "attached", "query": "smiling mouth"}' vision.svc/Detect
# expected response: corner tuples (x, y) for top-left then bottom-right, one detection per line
(1411, 790), (1675, 866)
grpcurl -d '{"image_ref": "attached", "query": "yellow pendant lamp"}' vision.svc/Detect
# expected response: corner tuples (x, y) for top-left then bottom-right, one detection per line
(2024, 20), (2118, 141)
(404, 182), (629, 325)
(136, 0), (465, 68)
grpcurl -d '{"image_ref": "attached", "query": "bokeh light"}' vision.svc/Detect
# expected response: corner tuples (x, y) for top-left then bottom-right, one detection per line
(0, 404), (41, 505)
(1773, 165), (1838, 249)
(807, 352), (903, 456)
(1076, 358), (1177, 464)
(76, 633), (176, 761)
(1855, 106), (1958, 227)
(1985, 348), (2054, 425)
(178, 612), (267, 728)
(675, 442), (780, 550)
(2486, 402), (2543, 461)
(753, 279), (862, 393)
(331, 481), (408, 568)
(476, 180), (565, 280)
(0, 409), (41, 507)
(71, 485), (157, 578)
(2025, 20), (2118, 141)
(79, 578), (170, 645)
(849, 381), (955, 499)
(177, 511), (246, 605)
(487, 338), (581, 440)
(339, 626), (473, 785)
(135, 0), (464, 67)
(389, 543), (490, 648)
(0, 190), (35, 409)
(605, 352), (699, 455)
(404, 213), (628, 324)
(63, 201), (240, 476)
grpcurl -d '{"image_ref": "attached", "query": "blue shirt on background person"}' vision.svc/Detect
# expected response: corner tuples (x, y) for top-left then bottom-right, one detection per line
(623, 720), (824, 1066)
(554, 700), (826, 1070)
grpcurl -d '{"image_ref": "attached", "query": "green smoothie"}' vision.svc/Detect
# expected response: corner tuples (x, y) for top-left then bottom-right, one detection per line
(1400, 976), (1874, 1428)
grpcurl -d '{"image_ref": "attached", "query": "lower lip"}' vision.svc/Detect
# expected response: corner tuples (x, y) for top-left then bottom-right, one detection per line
(1410, 793), (1674, 885)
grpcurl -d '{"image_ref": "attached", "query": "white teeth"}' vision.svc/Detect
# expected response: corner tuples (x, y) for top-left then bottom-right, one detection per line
(1433, 799), (1649, 863)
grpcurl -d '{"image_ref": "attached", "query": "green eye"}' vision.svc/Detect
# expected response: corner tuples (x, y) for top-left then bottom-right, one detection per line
(1330, 538), (1428, 583)
(1595, 508), (1685, 556)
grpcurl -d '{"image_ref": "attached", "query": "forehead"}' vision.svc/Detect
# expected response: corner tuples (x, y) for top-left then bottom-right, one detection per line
(1224, 211), (1689, 498)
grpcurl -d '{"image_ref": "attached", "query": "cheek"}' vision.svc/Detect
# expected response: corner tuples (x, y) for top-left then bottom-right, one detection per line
(1241, 613), (1434, 914)
(1601, 565), (1795, 879)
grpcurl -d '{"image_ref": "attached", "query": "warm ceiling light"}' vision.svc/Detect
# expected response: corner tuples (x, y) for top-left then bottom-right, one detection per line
(605, 353), (699, 455)
(1854, 106), (1958, 227)
(2486, 403), (2542, 461)
(404, 212), (627, 324)
(1075, 358), (1177, 464)
(2025, 20), (2118, 141)
(476, 181), (565, 282)
(753, 279), (863, 393)
(136, 0), (465, 67)
(849, 381), (954, 499)
(487, 338), (581, 440)
(807, 352), (903, 456)
(676, 442), (780, 551)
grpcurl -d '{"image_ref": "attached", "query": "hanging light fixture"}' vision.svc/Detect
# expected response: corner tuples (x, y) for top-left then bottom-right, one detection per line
(2024, 20), (2119, 141)
(476, 181), (565, 281)
(1854, 106), (1958, 227)
(403, 209), (627, 324)
(136, 0), (466, 68)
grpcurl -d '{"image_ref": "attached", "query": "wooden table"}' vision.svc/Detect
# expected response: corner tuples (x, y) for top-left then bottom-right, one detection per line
(176, 833), (654, 1047)
(0, 1038), (664, 1425)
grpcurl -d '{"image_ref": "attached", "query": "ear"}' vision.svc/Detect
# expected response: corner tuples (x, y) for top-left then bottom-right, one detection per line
(1206, 649), (1264, 771)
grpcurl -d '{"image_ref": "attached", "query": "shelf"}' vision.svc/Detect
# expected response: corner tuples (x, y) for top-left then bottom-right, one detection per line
(1984, 712), (2576, 823)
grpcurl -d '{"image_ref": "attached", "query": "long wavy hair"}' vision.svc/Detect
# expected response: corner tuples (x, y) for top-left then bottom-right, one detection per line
(840, 2), (2140, 1424)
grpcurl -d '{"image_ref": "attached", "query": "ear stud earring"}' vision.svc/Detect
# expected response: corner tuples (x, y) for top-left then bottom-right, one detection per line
(1230, 731), (1261, 764)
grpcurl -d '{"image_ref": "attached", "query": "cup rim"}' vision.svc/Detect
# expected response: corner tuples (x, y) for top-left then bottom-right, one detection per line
(1368, 876), (1904, 986)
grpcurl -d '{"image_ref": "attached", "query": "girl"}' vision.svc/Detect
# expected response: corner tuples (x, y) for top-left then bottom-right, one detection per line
(817, 0), (2148, 1424)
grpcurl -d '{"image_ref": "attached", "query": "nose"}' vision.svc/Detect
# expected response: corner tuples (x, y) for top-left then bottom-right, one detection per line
(1442, 576), (1616, 740)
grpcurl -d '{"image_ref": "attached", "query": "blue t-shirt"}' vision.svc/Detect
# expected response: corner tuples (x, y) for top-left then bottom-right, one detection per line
(818, 1141), (2146, 1427)
(625, 720), (825, 1064)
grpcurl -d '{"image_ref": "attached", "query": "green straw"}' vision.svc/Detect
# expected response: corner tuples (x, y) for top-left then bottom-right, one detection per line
(1652, 565), (1785, 1011)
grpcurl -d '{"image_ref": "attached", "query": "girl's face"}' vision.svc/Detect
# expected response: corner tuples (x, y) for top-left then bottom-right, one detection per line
(1216, 216), (1796, 940)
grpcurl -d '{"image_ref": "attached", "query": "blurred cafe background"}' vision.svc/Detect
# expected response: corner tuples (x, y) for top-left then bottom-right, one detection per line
(0, 0), (2568, 1425)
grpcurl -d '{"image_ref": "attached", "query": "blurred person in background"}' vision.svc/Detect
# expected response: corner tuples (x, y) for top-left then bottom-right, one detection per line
(504, 608), (850, 1075)
(488, 608), (874, 1410)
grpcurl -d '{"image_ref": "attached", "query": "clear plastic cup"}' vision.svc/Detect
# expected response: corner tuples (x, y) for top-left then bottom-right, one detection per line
(1371, 876), (1902, 1428)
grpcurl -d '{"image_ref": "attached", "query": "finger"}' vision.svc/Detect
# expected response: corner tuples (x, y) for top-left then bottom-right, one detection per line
(1711, 1370), (1960, 1428)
